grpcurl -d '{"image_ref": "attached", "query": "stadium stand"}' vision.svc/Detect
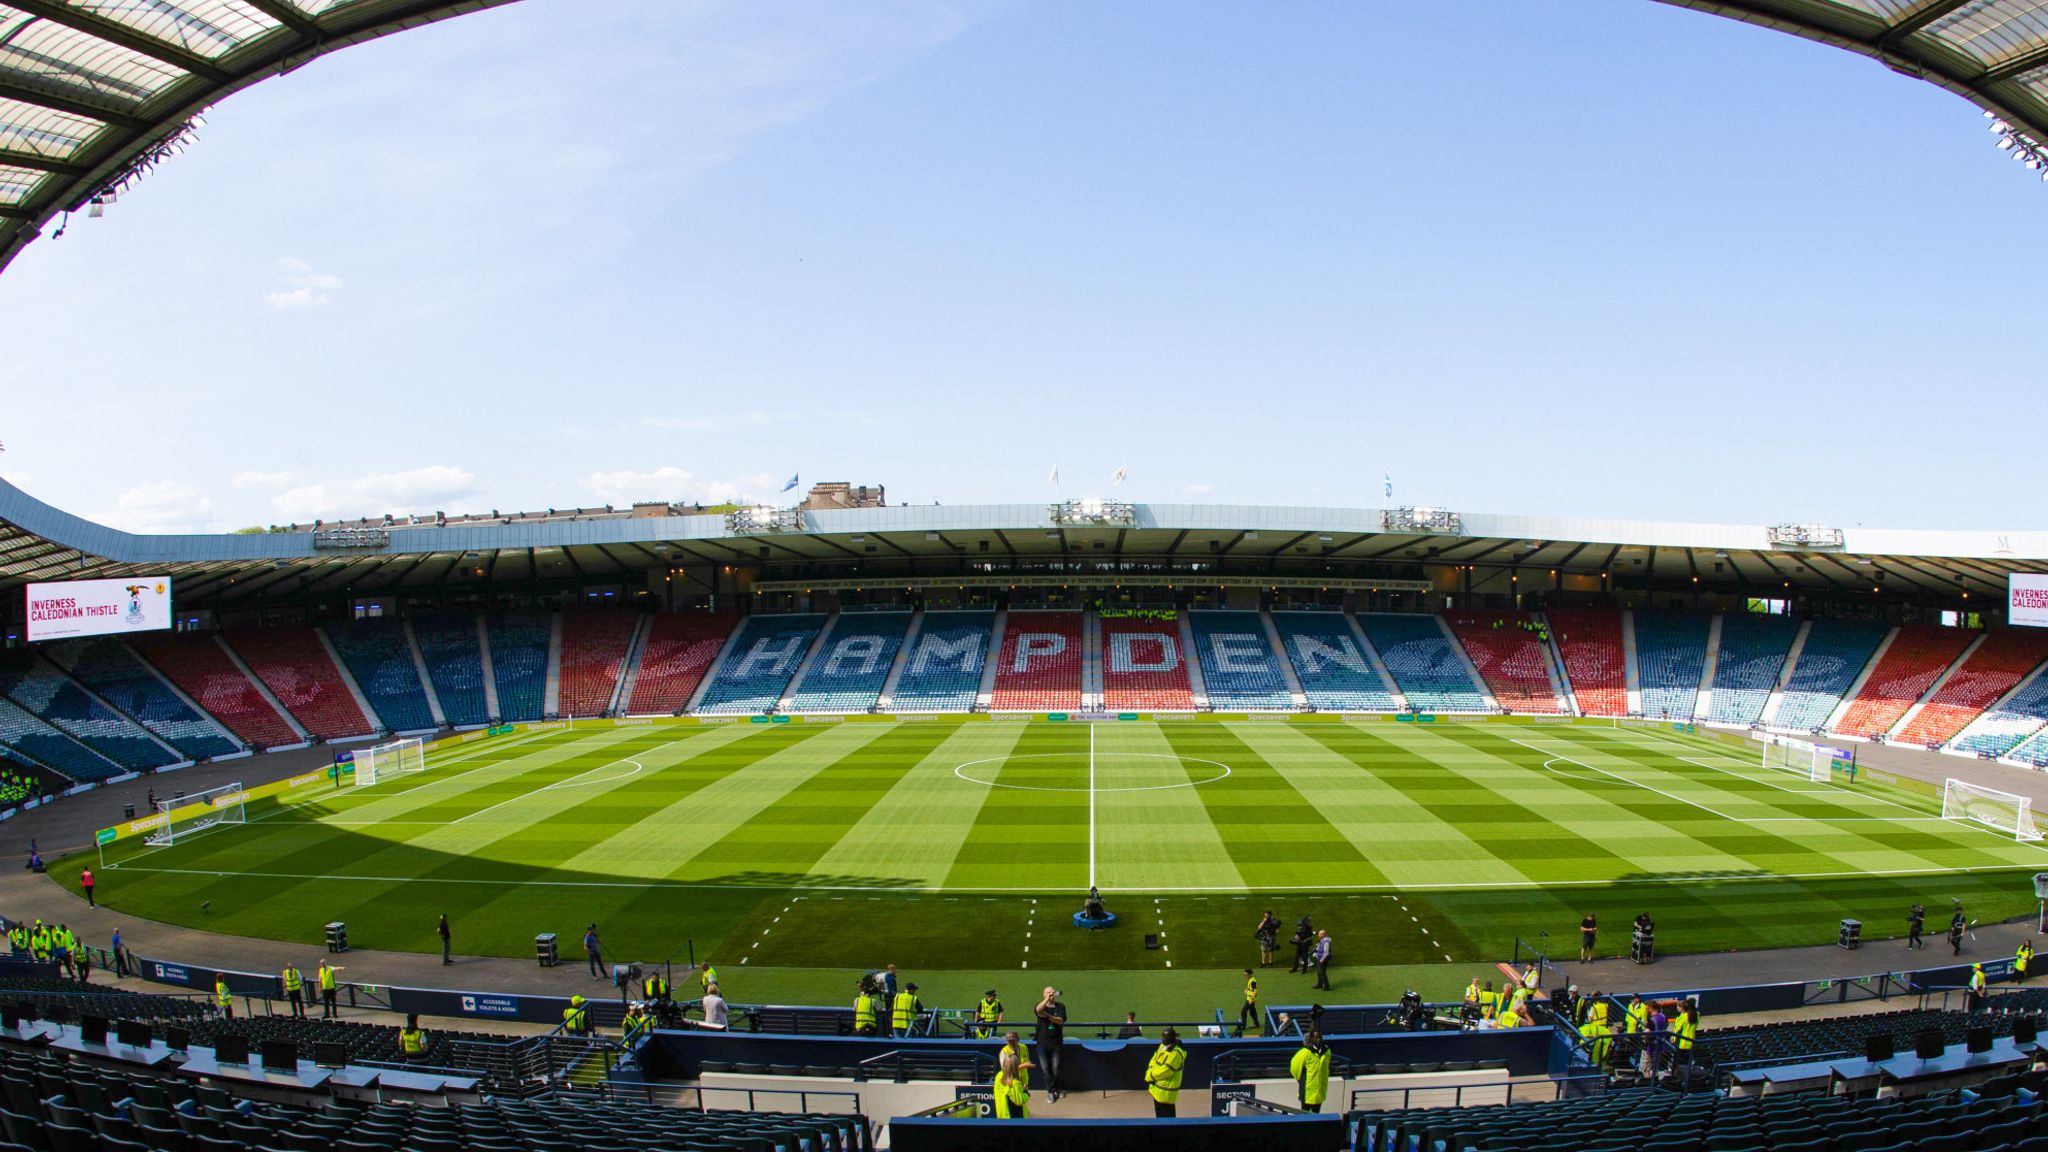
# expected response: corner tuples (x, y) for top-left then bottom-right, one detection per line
(694, 614), (829, 714)
(487, 613), (553, 723)
(1272, 612), (1399, 712)
(785, 611), (911, 713)
(1772, 619), (1890, 732)
(1355, 613), (1488, 712)
(1547, 607), (1627, 717)
(2010, 726), (2048, 769)
(1692, 998), (2037, 1074)
(990, 610), (1082, 711)
(129, 633), (300, 748)
(324, 620), (435, 732)
(1445, 611), (1562, 714)
(887, 610), (993, 712)
(223, 629), (373, 740)
(1348, 1076), (2041, 1152)
(48, 638), (239, 760)
(623, 612), (736, 715)
(1832, 624), (1976, 739)
(411, 613), (489, 726)
(1099, 615), (1194, 711)
(1894, 629), (2048, 748)
(555, 611), (640, 717)
(0, 693), (121, 781)
(1632, 612), (1710, 721)
(1187, 610), (1293, 710)
(1954, 664), (2048, 760)
(1704, 612), (1799, 726)
(0, 658), (175, 772)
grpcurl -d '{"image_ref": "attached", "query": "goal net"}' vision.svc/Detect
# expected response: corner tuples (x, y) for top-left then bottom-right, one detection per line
(1762, 736), (1829, 783)
(354, 736), (425, 787)
(1943, 779), (2045, 842)
(144, 782), (246, 847)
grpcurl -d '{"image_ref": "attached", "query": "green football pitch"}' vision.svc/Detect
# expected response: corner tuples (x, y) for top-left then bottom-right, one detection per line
(63, 717), (2048, 1014)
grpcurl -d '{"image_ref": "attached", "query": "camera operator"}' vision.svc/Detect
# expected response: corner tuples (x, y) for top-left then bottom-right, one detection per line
(1034, 986), (1068, 1103)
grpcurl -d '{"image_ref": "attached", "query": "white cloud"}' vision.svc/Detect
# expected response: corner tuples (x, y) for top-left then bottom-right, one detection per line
(263, 256), (343, 309)
(1182, 484), (1213, 495)
(92, 482), (218, 534)
(271, 464), (479, 522)
(232, 470), (292, 489)
(582, 466), (776, 506)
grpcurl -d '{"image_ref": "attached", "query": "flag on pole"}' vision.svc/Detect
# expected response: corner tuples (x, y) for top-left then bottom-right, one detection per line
(1111, 464), (1127, 485)
(1384, 473), (1392, 501)
(1049, 464), (1059, 487)
(781, 474), (799, 493)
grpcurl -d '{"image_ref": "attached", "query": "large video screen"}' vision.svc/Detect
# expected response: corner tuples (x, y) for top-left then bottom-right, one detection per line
(25, 577), (173, 642)
(2012, 574), (2048, 629)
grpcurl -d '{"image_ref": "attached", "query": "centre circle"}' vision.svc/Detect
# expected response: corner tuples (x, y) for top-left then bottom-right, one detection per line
(952, 750), (1233, 793)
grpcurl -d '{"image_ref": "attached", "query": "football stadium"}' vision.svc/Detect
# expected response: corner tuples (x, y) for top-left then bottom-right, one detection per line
(4, 1), (2048, 1148)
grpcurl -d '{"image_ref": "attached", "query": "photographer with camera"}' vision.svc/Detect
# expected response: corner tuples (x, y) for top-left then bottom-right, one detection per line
(1034, 986), (1068, 1103)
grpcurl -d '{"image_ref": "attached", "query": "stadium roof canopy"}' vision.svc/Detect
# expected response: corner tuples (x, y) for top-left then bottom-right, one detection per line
(1, 477), (2041, 609)
(0, 0), (515, 273)
(3, 1), (2048, 276)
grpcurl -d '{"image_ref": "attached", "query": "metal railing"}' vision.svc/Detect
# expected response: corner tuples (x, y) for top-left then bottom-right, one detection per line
(854, 1048), (994, 1084)
(578, 1080), (865, 1116)
(1348, 1072), (1610, 1112)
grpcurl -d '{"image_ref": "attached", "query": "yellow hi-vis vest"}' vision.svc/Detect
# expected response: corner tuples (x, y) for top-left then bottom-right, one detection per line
(399, 1028), (426, 1055)
(282, 968), (302, 993)
(977, 998), (1002, 1023)
(1146, 1042), (1187, 1104)
(853, 993), (877, 1031)
(215, 982), (232, 1010)
(1289, 1044), (1332, 1107)
(892, 991), (920, 1031)
(319, 966), (336, 991)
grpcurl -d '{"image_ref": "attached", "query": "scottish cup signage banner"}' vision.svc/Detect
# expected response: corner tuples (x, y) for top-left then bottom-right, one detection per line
(2012, 574), (2048, 629)
(25, 577), (172, 642)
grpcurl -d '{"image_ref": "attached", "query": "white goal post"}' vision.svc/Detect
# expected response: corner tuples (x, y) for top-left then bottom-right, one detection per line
(1943, 778), (2045, 842)
(1761, 735), (1830, 783)
(354, 736), (425, 787)
(144, 782), (246, 847)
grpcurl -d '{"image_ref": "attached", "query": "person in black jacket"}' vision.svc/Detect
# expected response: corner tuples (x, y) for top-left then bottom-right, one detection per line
(1289, 916), (1315, 974)
(1034, 987), (1067, 1102)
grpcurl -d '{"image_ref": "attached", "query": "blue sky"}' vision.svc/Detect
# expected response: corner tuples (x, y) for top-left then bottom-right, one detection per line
(0, 0), (2040, 534)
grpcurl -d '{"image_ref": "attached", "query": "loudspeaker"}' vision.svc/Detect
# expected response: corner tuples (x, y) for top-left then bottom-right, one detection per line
(1864, 1033), (1894, 1063)
(1967, 1026), (1994, 1054)
(1914, 1029), (1946, 1060)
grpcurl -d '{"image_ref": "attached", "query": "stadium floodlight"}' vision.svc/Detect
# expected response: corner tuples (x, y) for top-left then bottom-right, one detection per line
(725, 505), (802, 534)
(1050, 498), (1135, 525)
(1943, 779), (2044, 842)
(354, 737), (426, 787)
(143, 782), (247, 848)
(1384, 506), (1464, 535)
(1766, 524), (1844, 549)
(313, 526), (390, 550)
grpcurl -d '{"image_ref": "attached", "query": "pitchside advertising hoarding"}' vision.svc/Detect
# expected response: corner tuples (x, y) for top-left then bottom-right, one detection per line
(2013, 574), (2048, 629)
(24, 577), (172, 642)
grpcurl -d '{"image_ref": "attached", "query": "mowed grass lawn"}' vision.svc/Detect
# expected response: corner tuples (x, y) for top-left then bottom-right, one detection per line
(60, 717), (2048, 1007)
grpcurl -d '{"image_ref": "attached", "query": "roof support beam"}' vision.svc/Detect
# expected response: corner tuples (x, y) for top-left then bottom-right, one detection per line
(1880, 0), (1975, 43)
(0, 149), (78, 175)
(1984, 44), (2048, 84)
(238, 0), (324, 41)
(7, 2), (231, 83)
(0, 77), (145, 130)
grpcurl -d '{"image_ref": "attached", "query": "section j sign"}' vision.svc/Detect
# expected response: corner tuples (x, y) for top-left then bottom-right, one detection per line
(25, 577), (172, 642)
(2011, 575), (2048, 629)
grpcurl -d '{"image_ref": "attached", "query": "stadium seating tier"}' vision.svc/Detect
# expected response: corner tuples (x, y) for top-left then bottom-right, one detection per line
(0, 659), (176, 772)
(1273, 612), (1399, 712)
(989, 610), (1082, 711)
(325, 621), (435, 732)
(786, 612), (911, 713)
(411, 613), (489, 726)
(129, 634), (300, 748)
(623, 613), (737, 715)
(487, 614), (552, 723)
(0, 694), (120, 781)
(1099, 616), (1195, 711)
(1896, 630), (2048, 748)
(1705, 613), (1799, 726)
(1355, 613), (1488, 712)
(1773, 619), (1890, 732)
(1832, 624), (1975, 739)
(694, 614), (829, 714)
(1188, 610), (1293, 710)
(223, 629), (373, 740)
(555, 612), (641, 717)
(1445, 611), (1562, 714)
(888, 611), (993, 711)
(1632, 612), (1710, 722)
(1547, 607), (1627, 717)
(52, 638), (238, 759)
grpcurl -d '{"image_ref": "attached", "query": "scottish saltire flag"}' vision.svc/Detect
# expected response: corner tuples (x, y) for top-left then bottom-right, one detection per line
(1112, 464), (1127, 484)
(1384, 473), (1392, 500)
(782, 474), (799, 493)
